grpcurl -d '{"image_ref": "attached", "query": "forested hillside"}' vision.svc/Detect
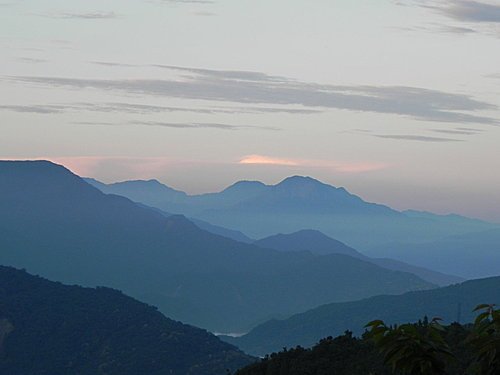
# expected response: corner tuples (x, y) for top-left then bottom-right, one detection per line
(0, 266), (252, 375)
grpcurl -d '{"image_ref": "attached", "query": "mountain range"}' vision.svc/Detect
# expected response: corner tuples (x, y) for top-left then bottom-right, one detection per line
(134, 208), (460, 286)
(254, 230), (463, 286)
(0, 265), (253, 375)
(365, 228), (500, 279)
(86, 176), (499, 252)
(224, 276), (500, 356)
(0, 160), (433, 333)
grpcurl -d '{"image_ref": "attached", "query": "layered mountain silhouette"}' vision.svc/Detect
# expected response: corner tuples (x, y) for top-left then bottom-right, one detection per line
(138, 203), (253, 243)
(0, 266), (252, 375)
(0, 161), (433, 333)
(366, 228), (500, 279)
(87, 175), (498, 250)
(255, 230), (463, 286)
(255, 229), (364, 257)
(225, 276), (500, 356)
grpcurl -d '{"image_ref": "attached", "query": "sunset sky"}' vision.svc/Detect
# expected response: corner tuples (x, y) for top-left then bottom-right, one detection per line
(1, 0), (500, 221)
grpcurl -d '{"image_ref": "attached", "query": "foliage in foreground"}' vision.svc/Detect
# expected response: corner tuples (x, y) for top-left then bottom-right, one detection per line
(237, 305), (500, 375)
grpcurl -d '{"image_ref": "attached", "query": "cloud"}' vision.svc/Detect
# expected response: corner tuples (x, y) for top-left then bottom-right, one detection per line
(68, 120), (279, 131)
(403, 23), (477, 34)
(239, 155), (299, 166)
(3, 155), (387, 183)
(397, 1), (500, 36)
(435, 24), (477, 33)
(42, 11), (117, 19)
(191, 11), (216, 16)
(16, 57), (48, 64)
(486, 73), (500, 79)
(129, 121), (280, 131)
(430, 127), (482, 135)
(239, 155), (389, 173)
(0, 104), (67, 114)
(151, 64), (291, 82)
(72, 121), (117, 126)
(155, 0), (215, 4)
(6, 156), (175, 180)
(0, 101), (319, 116)
(373, 134), (463, 142)
(221, 106), (321, 114)
(439, 1), (500, 23)
(5, 65), (498, 125)
(90, 61), (140, 67)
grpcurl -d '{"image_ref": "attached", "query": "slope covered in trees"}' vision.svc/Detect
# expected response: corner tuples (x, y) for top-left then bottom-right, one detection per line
(0, 266), (252, 375)
(236, 322), (477, 375)
(226, 276), (500, 356)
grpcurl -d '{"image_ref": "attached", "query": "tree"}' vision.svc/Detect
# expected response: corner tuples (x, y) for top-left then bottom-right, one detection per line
(366, 318), (454, 375)
(468, 304), (500, 375)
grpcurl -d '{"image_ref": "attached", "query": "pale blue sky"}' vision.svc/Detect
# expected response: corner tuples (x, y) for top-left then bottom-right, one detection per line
(1, 0), (500, 221)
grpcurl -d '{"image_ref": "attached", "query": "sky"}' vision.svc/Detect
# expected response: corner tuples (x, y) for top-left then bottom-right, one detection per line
(1, 0), (500, 221)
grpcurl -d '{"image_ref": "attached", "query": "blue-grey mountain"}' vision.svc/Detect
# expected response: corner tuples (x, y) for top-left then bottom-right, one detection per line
(366, 229), (500, 279)
(225, 276), (500, 356)
(255, 229), (463, 286)
(0, 161), (433, 333)
(88, 176), (499, 252)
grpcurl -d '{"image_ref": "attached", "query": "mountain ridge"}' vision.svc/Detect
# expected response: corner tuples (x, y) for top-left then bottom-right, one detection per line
(86, 174), (499, 249)
(0, 160), (434, 332)
(225, 275), (500, 356)
(254, 229), (464, 286)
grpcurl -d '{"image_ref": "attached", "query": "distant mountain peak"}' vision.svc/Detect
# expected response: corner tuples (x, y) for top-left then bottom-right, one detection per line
(222, 180), (267, 192)
(292, 228), (333, 237)
(255, 229), (363, 258)
(271, 176), (351, 199)
(275, 176), (347, 192)
(278, 175), (324, 186)
(103, 178), (187, 198)
(110, 178), (166, 187)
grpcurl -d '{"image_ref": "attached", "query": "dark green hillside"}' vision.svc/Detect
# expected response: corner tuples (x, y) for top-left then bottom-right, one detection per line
(0, 161), (434, 332)
(0, 266), (252, 375)
(227, 276), (500, 356)
(237, 332), (389, 375)
(236, 323), (474, 375)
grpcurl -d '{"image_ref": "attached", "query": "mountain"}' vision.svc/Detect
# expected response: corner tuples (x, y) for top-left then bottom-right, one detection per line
(255, 229), (364, 257)
(188, 217), (254, 243)
(88, 176), (499, 250)
(369, 257), (464, 287)
(366, 228), (500, 279)
(0, 161), (434, 333)
(0, 265), (252, 375)
(198, 180), (269, 208)
(84, 177), (188, 207)
(224, 276), (500, 356)
(228, 176), (397, 215)
(236, 324), (476, 375)
(255, 230), (463, 286)
(403, 209), (496, 228)
(135, 203), (254, 243)
(236, 332), (390, 375)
